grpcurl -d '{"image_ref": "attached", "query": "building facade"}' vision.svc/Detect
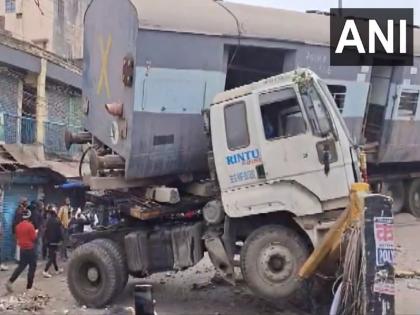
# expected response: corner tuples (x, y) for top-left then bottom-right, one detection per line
(0, 32), (83, 261)
(0, 0), (89, 59)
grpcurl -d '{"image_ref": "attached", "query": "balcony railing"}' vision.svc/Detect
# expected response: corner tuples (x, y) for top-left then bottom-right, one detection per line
(0, 112), (83, 159)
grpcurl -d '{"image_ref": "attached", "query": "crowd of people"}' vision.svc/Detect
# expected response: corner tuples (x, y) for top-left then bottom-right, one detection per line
(0, 196), (90, 292)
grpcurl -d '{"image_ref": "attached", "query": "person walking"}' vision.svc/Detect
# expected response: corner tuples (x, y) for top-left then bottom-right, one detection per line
(43, 207), (63, 278)
(41, 204), (53, 260)
(13, 197), (29, 262)
(58, 198), (72, 260)
(5, 209), (37, 292)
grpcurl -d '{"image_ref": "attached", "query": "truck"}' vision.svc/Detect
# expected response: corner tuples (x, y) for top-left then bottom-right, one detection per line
(66, 68), (360, 307)
(64, 0), (362, 308)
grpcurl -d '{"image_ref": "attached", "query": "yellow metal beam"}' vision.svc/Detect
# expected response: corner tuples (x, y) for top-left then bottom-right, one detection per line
(298, 183), (369, 279)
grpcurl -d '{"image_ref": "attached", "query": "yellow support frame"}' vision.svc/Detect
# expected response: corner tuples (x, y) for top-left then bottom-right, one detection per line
(298, 183), (370, 279)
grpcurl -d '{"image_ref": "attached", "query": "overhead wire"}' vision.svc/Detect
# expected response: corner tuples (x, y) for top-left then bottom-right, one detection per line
(213, 0), (242, 67)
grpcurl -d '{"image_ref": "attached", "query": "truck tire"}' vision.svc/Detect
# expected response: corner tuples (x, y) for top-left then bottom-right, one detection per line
(407, 179), (420, 217)
(381, 180), (404, 214)
(67, 242), (118, 308)
(91, 239), (129, 293)
(240, 225), (309, 301)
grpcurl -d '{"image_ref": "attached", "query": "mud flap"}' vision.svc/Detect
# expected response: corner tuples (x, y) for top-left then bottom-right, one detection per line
(204, 235), (235, 285)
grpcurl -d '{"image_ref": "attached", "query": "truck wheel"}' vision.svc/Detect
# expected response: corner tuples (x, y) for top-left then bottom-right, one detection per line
(407, 179), (420, 217)
(240, 225), (309, 301)
(381, 180), (405, 214)
(67, 242), (118, 308)
(91, 239), (129, 292)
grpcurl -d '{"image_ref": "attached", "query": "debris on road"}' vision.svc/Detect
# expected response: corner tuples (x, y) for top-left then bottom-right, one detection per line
(395, 269), (416, 278)
(0, 291), (51, 313)
(103, 306), (135, 315)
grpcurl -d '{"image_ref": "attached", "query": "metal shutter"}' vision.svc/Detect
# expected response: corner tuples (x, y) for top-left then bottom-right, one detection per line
(1, 184), (37, 261)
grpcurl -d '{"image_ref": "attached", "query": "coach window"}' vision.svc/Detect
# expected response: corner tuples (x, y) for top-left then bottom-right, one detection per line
(398, 90), (419, 118)
(260, 88), (307, 140)
(327, 85), (347, 113)
(225, 102), (250, 150)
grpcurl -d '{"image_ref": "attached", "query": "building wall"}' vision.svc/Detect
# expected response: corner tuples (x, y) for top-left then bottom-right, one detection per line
(2, 0), (88, 58)
(53, 0), (89, 59)
(0, 66), (82, 157)
(4, 0), (54, 50)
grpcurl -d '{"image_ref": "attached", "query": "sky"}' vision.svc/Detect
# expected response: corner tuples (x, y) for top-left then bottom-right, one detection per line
(228, 0), (420, 24)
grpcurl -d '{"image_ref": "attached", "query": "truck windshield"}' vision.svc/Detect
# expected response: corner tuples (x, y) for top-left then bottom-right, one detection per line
(317, 79), (354, 145)
(300, 85), (333, 137)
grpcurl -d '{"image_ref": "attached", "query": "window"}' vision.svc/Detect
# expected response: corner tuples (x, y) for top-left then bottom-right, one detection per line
(5, 0), (16, 13)
(225, 102), (250, 150)
(327, 85), (347, 113)
(260, 88), (306, 140)
(398, 90), (419, 118)
(301, 86), (333, 137)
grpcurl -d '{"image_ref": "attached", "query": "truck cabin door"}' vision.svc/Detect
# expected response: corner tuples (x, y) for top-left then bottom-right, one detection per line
(211, 95), (268, 194)
(253, 84), (351, 203)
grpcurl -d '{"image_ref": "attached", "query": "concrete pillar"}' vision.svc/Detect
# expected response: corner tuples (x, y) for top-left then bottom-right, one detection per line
(36, 58), (47, 145)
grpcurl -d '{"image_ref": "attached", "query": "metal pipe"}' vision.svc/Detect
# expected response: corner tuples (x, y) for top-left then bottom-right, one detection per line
(65, 130), (92, 150)
(89, 150), (125, 176)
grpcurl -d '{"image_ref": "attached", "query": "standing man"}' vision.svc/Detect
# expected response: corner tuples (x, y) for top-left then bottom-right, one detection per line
(58, 197), (72, 260)
(5, 209), (37, 292)
(43, 207), (63, 278)
(33, 200), (45, 259)
(13, 197), (29, 262)
(41, 204), (53, 260)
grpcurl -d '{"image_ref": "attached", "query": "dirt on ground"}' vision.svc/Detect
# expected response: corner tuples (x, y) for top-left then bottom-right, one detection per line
(0, 213), (418, 315)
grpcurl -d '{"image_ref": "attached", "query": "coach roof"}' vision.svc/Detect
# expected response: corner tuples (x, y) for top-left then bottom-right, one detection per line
(131, 0), (420, 55)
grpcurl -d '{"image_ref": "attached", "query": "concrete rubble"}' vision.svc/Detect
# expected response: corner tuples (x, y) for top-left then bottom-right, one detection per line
(0, 291), (51, 312)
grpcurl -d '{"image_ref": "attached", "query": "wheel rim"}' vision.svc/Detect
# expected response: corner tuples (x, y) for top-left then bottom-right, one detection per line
(76, 261), (103, 294)
(87, 266), (100, 282)
(258, 242), (294, 283)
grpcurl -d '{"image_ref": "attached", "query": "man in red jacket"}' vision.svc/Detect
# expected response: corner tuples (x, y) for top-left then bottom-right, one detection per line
(5, 209), (38, 292)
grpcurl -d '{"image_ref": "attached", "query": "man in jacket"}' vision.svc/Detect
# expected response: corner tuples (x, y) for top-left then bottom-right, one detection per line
(13, 197), (29, 262)
(5, 209), (37, 292)
(43, 207), (63, 278)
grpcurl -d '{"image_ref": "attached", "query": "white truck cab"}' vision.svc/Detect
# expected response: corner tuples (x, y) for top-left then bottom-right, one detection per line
(210, 69), (358, 218)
